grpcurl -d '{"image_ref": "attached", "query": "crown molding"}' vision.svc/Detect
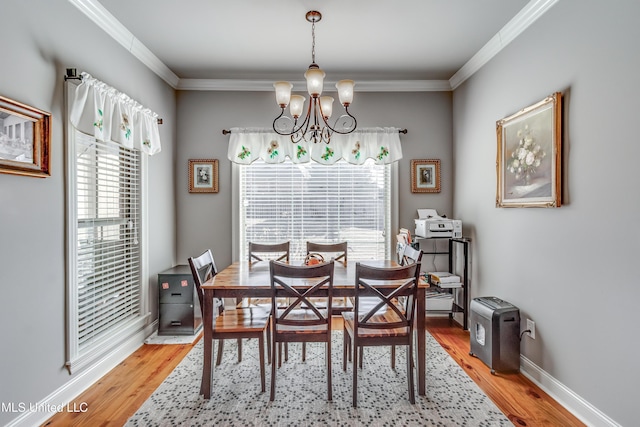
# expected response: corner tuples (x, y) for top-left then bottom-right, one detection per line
(74, 0), (556, 92)
(68, 0), (180, 88)
(177, 79), (451, 92)
(449, 0), (559, 90)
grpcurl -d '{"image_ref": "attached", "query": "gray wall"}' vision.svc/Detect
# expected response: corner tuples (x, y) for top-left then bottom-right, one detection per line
(452, 1), (639, 425)
(0, 1), (176, 425)
(176, 90), (454, 270)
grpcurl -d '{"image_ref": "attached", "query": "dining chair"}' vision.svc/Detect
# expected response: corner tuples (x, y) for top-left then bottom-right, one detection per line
(345, 241), (420, 369)
(342, 262), (421, 407)
(249, 241), (290, 263)
(269, 260), (335, 401)
(188, 249), (270, 392)
(385, 244), (424, 368)
(306, 241), (348, 263)
(248, 241), (299, 363)
(243, 241), (291, 309)
(400, 244), (423, 266)
(305, 241), (349, 311)
(303, 241), (349, 360)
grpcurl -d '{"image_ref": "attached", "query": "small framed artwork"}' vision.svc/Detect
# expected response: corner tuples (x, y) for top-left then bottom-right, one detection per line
(189, 159), (218, 193)
(0, 95), (51, 177)
(496, 92), (562, 208)
(411, 159), (440, 193)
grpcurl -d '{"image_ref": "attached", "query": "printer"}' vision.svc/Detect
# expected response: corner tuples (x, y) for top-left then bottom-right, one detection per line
(414, 209), (462, 239)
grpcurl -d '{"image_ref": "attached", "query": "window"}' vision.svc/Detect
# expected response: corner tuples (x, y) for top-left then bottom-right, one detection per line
(65, 124), (147, 374)
(238, 159), (392, 261)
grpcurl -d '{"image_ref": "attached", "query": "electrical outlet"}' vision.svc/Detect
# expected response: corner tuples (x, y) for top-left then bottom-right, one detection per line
(526, 319), (536, 339)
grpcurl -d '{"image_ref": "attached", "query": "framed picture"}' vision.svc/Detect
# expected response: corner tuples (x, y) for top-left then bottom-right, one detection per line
(496, 92), (562, 208)
(411, 159), (440, 193)
(0, 95), (51, 177)
(189, 159), (218, 193)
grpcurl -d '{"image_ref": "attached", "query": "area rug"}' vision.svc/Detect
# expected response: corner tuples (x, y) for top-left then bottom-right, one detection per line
(126, 332), (510, 426)
(144, 330), (202, 345)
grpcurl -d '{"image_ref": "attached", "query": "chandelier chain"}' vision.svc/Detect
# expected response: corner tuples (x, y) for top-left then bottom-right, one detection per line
(311, 20), (316, 64)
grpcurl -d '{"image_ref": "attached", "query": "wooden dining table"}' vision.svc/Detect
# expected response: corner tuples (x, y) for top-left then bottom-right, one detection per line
(200, 259), (429, 399)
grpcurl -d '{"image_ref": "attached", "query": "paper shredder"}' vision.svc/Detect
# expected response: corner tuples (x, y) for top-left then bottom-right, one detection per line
(469, 297), (520, 374)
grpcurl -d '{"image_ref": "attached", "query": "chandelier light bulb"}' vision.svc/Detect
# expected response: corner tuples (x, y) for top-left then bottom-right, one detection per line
(304, 67), (325, 97)
(320, 96), (334, 119)
(289, 95), (305, 118)
(273, 81), (293, 107)
(335, 80), (355, 106)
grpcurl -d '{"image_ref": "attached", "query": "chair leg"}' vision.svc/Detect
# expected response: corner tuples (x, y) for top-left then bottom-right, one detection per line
(216, 340), (224, 366)
(277, 343), (282, 368)
(270, 340), (277, 401)
(266, 323), (272, 365)
(352, 345), (358, 407)
(327, 339), (332, 401)
(258, 334), (266, 393)
(391, 345), (396, 370)
(358, 347), (363, 368)
(302, 342), (306, 361)
(284, 342), (289, 362)
(342, 328), (348, 371)
(237, 338), (242, 363)
(407, 342), (415, 404)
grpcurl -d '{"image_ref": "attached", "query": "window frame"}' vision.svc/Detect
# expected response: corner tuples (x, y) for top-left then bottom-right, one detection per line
(64, 83), (150, 374)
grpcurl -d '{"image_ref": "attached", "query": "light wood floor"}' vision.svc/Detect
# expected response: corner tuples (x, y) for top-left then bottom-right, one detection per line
(42, 317), (584, 427)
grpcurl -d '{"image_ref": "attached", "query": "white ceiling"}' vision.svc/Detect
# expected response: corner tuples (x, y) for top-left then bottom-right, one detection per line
(76, 0), (553, 90)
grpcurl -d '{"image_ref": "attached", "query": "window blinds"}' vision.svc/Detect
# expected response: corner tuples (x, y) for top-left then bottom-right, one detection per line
(73, 129), (142, 354)
(239, 159), (391, 261)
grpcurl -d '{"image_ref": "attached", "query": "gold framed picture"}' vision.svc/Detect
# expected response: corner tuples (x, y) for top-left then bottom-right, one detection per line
(0, 95), (51, 178)
(411, 159), (440, 193)
(189, 159), (218, 193)
(496, 92), (562, 208)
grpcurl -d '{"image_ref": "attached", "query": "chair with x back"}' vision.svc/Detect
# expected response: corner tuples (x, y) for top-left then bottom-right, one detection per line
(306, 241), (348, 263)
(269, 260), (335, 401)
(306, 241), (349, 311)
(384, 244), (424, 368)
(302, 241), (349, 360)
(188, 249), (270, 392)
(342, 261), (421, 407)
(249, 241), (290, 263)
(244, 241), (291, 308)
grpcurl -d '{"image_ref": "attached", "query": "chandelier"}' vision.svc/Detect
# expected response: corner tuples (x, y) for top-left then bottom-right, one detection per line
(272, 10), (357, 144)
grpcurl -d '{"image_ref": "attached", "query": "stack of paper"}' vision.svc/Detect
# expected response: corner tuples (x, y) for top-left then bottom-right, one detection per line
(428, 271), (462, 288)
(425, 290), (454, 311)
(397, 228), (412, 244)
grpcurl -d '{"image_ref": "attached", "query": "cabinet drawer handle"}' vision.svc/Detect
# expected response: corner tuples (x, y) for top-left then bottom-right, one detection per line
(171, 293), (182, 297)
(170, 321), (182, 326)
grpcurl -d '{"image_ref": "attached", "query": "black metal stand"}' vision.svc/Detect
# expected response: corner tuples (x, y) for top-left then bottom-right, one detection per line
(418, 237), (470, 330)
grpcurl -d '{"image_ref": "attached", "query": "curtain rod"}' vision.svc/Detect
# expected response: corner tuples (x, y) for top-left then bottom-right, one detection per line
(64, 68), (163, 125)
(222, 128), (407, 135)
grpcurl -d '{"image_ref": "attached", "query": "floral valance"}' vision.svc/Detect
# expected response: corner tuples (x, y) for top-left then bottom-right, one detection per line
(227, 127), (403, 165)
(69, 72), (161, 155)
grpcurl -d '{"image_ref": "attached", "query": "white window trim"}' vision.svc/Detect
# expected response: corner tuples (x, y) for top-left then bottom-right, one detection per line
(231, 161), (399, 262)
(64, 82), (150, 374)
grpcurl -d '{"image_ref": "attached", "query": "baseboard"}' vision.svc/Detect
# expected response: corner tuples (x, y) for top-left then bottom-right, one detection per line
(520, 355), (621, 427)
(5, 321), (157, 427)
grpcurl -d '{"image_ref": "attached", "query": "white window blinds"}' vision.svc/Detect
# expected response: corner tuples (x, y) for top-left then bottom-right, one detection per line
(66, 128), (147, 373)
(239, 159), (391, 261)
(75, 131), (141, 349)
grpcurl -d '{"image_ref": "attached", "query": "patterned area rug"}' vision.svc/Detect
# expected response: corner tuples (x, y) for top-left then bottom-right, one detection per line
(126, 332), (510, 426)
